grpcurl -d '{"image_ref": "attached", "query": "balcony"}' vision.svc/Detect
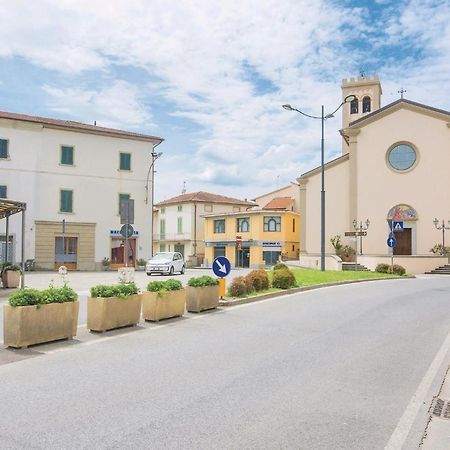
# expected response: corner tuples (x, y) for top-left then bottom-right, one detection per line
(153, 233), (192, 242)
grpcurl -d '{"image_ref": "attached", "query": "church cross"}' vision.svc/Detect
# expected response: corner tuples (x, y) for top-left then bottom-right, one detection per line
(398, 87), (407, 99)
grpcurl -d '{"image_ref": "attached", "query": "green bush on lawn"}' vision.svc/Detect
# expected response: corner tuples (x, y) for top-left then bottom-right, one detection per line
(272, 268), (297, 289)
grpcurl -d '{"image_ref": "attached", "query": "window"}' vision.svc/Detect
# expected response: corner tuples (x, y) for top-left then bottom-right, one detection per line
(119, 193), (130, 213)
(177, 205), (183, 212)
(350, 98), (358, 114)
(214, 219), (225, 233)
(160, 219), (166, 239)
(0, 139), (9, 159)
(177, 217), (183, 233)
(388, 144), (417, 171)
(60, 190), (73, 213)
(237, 217), (250, 232)
(204, 204), (213, 212)
(119, 152), (131, 170)
(362, 96), (371, 113)
(161, 207), (165, 214)
(233, 206), (241, 212)
(60, 145), (74, 165)
(293, 218), (296, 232)
(264, 216), (281, 232)
(0, 185), (6, 198)
(160, 243), (166, 252)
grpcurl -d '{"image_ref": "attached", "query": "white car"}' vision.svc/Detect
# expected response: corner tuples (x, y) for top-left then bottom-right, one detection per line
(146, 252), (185, 276)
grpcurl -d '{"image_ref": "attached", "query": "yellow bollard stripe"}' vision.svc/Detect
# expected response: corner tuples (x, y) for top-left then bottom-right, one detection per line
(218, 277), (226, 298)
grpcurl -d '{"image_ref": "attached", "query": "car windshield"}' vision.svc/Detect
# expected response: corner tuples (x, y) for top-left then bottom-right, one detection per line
(152, 253), (173, 260)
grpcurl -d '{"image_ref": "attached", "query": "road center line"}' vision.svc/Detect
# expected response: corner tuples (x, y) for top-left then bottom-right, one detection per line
(384, 330), (450, 449)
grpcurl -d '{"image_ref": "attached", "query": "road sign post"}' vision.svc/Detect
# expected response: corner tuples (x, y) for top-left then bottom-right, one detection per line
(213, 256), (231, 299)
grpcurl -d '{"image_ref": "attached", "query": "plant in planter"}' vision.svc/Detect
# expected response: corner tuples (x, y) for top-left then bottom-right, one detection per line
(338, 245), (356, 262)
(87, 282), (142, 332)
(430, 244), (450, 256)
(1, 263), (22, 288)
(186, 276), (219, 313)
(101, 257), (111, 271)
(142, 279), (185, 321)
(3, 283), (79, 348)
(136, 258), (147, 271)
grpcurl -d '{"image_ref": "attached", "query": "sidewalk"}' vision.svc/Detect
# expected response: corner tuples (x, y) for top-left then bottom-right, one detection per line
(421, 366), (450, 449)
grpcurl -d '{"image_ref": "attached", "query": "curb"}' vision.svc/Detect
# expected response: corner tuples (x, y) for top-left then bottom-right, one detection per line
(219, 275), (415, 307)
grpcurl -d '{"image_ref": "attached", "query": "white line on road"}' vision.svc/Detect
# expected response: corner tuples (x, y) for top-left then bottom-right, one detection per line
(384, 330), (450, 450)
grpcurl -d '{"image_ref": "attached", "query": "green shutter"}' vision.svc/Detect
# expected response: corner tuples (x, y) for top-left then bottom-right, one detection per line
(120, 153), (131, 170)
(61, 146), (74, 165)
(160, 219), (165, 239)
(177, 217), (183, 233)
(60, 190), (73, 212)
(0, 185), (7, 198)
(0, 139), (8, 158)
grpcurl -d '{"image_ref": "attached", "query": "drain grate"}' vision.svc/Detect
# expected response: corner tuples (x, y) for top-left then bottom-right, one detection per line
(431, 398), (450, 419)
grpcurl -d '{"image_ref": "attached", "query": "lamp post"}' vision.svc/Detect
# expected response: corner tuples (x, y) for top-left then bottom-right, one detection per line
(433, 218), (450, 252)
(283, 94), (356, 271)
(353, 219), (370, 255)
(145, 147), (163, 257)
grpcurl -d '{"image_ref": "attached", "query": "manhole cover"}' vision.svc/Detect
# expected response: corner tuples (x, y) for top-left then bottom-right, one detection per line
(431, 398), (450, 419)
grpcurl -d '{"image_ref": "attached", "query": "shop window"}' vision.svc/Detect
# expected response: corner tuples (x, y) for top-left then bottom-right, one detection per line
(237, 217), (250, 232)
(214, 219), (225, 233)
(264, 216), (281, 232)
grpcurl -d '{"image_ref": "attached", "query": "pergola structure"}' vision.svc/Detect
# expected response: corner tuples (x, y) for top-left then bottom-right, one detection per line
(0, 199), (27, 289)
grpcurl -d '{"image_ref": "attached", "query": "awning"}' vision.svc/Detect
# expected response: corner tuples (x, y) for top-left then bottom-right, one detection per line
(0, 199), (26, 219)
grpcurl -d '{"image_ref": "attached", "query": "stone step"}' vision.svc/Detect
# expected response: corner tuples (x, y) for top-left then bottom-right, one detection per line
(425, 264), (450, 275)
(342, 263), (370, 272)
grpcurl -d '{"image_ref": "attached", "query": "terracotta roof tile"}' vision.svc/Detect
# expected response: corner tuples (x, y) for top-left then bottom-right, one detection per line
(0, 110), (163, 142)
(262, 197), (293, 210)
(155, 191), (256, 207)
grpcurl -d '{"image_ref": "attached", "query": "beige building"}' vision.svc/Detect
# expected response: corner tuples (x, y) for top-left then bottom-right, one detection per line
(298, 75), (449, 274)
(0, 110), (163, 270)
(252, 183), (300, 213)
(153, 191), (255, 266)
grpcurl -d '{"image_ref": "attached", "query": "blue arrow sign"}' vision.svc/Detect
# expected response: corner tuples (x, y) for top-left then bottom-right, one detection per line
(212, 256), (231, 277)
(387, 235), (397, 248)
(393, 221), (404, 232)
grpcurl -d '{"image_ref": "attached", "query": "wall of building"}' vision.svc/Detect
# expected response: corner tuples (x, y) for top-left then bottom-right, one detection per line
(253, 184), (300, 213)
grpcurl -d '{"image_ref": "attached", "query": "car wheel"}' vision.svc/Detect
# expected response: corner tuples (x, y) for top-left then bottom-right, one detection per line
(169, 266), (174, 275)
(180, 265), (185, 274)
(146, 272), (152, 276)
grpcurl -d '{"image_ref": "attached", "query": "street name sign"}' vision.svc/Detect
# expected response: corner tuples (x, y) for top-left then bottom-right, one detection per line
(392, 221), (404, 232)
(387, 235), (397, 248)
(212, 256), (231, 278)
(345, 231), (367, 237)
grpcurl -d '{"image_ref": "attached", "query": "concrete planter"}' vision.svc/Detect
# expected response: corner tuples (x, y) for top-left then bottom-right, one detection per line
(87, 294), (142, 332)
(186, 285), (219, 313)
(3, 301), (80, 348)
(142, 290), (186, 321)
(1, 270), (20, 288)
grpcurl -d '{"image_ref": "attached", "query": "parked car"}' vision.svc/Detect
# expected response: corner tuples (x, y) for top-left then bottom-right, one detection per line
(146, 252), (185, 276)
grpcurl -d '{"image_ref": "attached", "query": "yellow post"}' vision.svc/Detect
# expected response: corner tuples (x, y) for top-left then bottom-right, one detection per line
(218, 277), (226, 298)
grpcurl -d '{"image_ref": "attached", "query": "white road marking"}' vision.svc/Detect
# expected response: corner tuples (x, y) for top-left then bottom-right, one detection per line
(384, 330), (450, 449)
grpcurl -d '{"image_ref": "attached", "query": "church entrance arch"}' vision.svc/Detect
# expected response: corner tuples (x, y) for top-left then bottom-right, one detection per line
(387, 204), (418, 256)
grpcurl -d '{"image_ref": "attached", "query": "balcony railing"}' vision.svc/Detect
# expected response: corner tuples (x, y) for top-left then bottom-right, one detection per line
(153, 233), (192, 242)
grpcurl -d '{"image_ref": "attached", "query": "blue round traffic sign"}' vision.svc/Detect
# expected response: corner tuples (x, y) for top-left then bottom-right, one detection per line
(212, 256), (231, 277)
(387, 235), (397, 248)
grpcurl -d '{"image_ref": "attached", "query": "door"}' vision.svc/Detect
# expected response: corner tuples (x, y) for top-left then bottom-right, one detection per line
(394, 228), (412, 255)
(55, 237), (78, 270)
(111, 238), (136, 268)
(214, 246), (226, 259)
(236, 248), (250, 268)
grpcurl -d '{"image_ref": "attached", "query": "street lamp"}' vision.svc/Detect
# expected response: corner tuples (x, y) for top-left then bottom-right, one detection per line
(283, 94), (356, 271)
(433, 218), (450, 252)
(353, 219), (370, 255)
(145, 146), (163, 257)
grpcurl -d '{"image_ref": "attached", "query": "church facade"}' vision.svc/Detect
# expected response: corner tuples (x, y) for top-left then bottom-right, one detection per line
(298, 75), (449, 274)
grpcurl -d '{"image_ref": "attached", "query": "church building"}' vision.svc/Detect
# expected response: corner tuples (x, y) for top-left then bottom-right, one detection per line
(298, 75), (449, 274)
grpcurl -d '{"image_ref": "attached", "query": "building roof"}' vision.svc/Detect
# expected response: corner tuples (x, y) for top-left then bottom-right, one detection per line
(262, 197), (293, 210)
(298, 153), (350, 180)
(0, 110), (163, 143)
(348, 98), (450, 128)
(155, 191), (256, 207)
(203, 209), (299, 218)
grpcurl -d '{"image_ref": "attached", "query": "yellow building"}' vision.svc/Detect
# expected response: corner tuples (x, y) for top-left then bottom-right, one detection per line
(204, 210), (300, 268)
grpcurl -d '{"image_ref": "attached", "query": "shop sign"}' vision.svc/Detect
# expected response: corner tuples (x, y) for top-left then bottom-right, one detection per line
(110, 229), (139, 237)
(261, 241), (284, 247)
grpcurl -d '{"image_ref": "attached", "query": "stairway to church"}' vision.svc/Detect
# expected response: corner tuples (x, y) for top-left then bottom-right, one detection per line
(425, 264), (450, 275)
(342, 262), (370, 272)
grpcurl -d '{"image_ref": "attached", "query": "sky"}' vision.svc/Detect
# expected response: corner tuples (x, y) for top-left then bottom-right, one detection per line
(1, 0), (449, 202)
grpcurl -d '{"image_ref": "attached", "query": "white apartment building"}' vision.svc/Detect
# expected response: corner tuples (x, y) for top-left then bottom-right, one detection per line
(153, 192), (255, 266)
(0, 111), (163, 270)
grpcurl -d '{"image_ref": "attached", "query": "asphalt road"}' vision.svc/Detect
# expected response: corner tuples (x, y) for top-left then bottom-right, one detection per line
(1, 276), (450, 449)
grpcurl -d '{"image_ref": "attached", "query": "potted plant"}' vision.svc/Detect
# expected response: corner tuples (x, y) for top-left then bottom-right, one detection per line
(3, 283), (79, 348)
(87, 283), (142, 332)
(1, 263), (22, 288)
(186, 276), (219, 313)
(337, 245), (356, 262)
(136, 258), (147, 271)
(101, 257), (111, 271)
(142, 279), (185, 321)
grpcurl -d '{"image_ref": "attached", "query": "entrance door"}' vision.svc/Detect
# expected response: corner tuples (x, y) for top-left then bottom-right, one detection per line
(394, 228), (412, 255)
(55, 237), (78, 270)
(236, 248), (250, 268)
(111, 238), (136, 268)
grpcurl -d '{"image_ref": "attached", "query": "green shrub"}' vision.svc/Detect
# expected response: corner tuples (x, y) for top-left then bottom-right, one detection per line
(228, 276), (248, 297)
(9, 288), (42, 307)
(90, 283), (139, 298)
(388, 264), (406, 276)
(137, 258), (147, 266)
(147, 279), (183, 292)
(273, 263), (288, 271)
(272, 268), (297, 289)
(375, 263), (390, 273)
(8, 284), (77, 307)
(245, 270), (269, 291)
(187, 276), (219, 287)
